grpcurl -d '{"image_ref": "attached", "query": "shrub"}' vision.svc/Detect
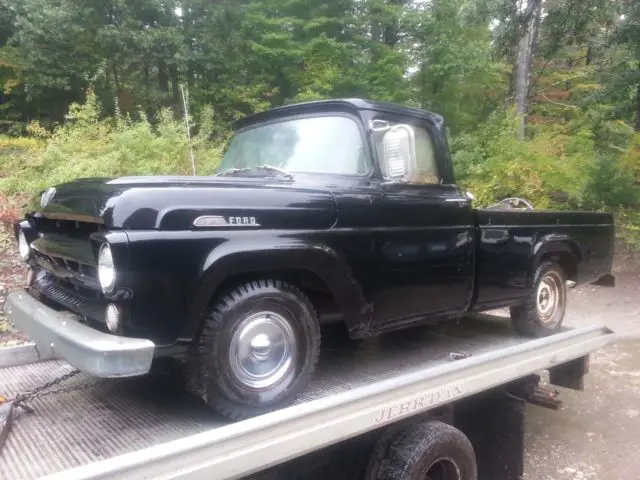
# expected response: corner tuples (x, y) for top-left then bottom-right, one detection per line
(0, 91), (225, 197)
(451, 107), (639, 212)
(616, 208), (640, 252)
(453, 109), (590, 209)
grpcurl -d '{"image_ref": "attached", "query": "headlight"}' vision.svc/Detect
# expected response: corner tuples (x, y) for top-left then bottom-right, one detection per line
(98, 243), (116, 293)
(18, 229), (31, 260)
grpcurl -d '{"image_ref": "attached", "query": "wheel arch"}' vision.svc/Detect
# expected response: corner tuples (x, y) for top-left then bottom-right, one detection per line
(531, 236), (582, 282)
(180, 240), (372, 341)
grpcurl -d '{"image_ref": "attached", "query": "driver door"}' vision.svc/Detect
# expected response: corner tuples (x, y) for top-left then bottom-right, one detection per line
(370, 116), (475, 330)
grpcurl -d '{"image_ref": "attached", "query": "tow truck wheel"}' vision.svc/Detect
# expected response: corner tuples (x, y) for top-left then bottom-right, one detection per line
(510, 260), (567, 337)
(366, 420), (477, 480)
(191, 279), (321, 421)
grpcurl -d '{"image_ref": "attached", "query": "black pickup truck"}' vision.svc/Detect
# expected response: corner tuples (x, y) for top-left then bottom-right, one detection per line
(4, 98), (615, 420)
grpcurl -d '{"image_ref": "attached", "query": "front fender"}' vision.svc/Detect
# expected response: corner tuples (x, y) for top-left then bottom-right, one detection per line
(180, 238), (372, 340)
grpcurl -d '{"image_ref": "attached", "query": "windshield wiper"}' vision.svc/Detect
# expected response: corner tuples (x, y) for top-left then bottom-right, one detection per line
(214, 165), (294, 179)
(215, 167), (251, 177)
(258, 164), (294, 179)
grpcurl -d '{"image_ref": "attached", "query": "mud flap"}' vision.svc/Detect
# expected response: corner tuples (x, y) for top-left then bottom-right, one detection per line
(549, 354), (588, 391)
(0, 402), (14, 455)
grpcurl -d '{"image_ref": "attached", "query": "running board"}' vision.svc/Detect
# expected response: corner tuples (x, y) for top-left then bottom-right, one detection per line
(42, 324), (614, 480)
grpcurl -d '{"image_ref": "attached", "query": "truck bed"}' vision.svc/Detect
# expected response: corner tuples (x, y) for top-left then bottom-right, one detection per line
(0, 314), (613, 480)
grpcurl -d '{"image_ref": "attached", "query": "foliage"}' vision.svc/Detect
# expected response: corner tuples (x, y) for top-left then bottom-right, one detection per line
(0, 0), (639, 249)
(408, 0), (509, 134)
(453, 107), (639, 210)
(0, 91), (224, 196)
(616, 208), (640, 251)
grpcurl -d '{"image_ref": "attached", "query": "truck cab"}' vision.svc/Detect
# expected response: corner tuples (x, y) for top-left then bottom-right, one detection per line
(4, 98), (615, 420)
(217, 99), (478, 329)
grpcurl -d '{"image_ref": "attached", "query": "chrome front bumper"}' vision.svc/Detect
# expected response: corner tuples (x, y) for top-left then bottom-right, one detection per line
(2, 289), (155, 378)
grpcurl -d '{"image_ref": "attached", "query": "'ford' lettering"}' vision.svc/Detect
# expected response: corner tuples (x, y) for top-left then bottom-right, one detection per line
(228, 216), (257, 225)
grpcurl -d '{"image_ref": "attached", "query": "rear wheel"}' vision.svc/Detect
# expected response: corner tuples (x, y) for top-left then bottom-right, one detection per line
(510, 261), (567, 337)
(365, 420), (477, 480)
(190, 279), (321, 420)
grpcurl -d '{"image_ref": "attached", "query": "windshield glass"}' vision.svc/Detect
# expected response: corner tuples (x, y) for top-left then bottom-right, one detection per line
(217, 115), (368, 176)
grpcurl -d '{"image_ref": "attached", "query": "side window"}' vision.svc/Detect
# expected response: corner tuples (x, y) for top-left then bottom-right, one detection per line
(373, 118), (441, 185)
(409, 126), (440, 185)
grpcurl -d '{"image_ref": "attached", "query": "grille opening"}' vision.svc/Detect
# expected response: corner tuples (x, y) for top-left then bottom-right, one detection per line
(32, 217), (104, 237)
(33, 275), (108, 326)
(33, 250), (97, 279)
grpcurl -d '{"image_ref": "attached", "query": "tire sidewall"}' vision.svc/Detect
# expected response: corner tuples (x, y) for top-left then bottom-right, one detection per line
(203, 282), (320, 409)
(530, 261), (567, 332)
(367, 421), (477, 480)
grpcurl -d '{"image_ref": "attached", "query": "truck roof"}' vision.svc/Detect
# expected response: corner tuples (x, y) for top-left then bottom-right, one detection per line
(233, 98), (446, 131)
(0, 316), (613, 480)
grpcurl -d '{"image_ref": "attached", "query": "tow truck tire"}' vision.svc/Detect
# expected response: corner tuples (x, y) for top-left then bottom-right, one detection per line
(365, 420), (477, 480)
(191, 279), (321, 421)
(510, 260), (567, 338)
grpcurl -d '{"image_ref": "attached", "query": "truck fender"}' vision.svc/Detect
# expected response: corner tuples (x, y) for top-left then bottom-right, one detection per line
(180, 239), (372, 340)
(530, 235), (582, 280)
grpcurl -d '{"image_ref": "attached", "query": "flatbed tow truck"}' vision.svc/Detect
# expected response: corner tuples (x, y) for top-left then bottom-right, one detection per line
(1, 315), (614, 480)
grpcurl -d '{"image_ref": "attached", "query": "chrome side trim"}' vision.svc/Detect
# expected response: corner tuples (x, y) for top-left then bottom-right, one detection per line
(193, 215), (261, 228)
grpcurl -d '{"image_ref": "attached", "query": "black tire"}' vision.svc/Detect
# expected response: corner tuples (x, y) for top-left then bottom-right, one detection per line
(191, 279), (321, 420)
(510, 260), (567, 338)
(365, 420), (477, 480)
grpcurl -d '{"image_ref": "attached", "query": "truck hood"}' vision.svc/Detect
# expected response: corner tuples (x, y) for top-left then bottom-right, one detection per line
(28, 176), (338, 230)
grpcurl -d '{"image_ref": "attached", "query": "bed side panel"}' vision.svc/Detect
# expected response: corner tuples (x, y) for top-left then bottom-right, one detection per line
(472, 209), (614, 310)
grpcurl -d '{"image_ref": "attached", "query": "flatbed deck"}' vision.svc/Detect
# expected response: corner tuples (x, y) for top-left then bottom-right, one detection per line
(0, 314), (614, 480)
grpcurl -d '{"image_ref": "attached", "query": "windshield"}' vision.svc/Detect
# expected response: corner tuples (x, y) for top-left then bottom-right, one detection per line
(217, 115), (368, 176)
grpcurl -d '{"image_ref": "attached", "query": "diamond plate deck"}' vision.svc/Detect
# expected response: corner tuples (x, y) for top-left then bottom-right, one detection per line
(1, 314), (553, 479)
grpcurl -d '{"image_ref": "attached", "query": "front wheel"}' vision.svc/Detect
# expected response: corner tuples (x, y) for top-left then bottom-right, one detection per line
(510, 261), (567, 337)
(190, 279), (321, 420)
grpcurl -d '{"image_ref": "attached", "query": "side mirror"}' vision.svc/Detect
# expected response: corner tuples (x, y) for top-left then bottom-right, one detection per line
(465, 191), (475, 201)
(381, 125), (416, 180)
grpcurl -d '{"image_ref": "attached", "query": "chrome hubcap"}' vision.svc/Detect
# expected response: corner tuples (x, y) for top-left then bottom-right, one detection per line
(229, 311), (296, 390)
(536, 271), (564, 324)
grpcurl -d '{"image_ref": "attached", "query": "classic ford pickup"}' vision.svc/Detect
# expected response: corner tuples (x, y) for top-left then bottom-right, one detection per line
(4, 98), (615, 419)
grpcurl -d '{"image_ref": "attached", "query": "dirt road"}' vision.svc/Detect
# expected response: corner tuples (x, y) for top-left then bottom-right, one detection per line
(522, 257), (640, 479)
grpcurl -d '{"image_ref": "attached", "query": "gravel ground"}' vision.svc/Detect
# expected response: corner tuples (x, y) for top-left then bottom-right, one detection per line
(522, 253), (640, 480)
(0, 227), (28, 346)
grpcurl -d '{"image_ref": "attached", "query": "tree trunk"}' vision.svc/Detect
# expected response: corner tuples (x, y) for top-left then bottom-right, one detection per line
(112, 64), (121, 94)
(371, 21), (381, 43)
(170, 65), (181, 113)
(383, 0), (408, 47)
(635, 62), (640, 132)
(158, 58), (169, 93)
(514, 0), (541, 140)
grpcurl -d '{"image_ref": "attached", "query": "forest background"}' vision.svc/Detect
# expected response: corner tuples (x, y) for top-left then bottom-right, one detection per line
(0, 0), (639, 249)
